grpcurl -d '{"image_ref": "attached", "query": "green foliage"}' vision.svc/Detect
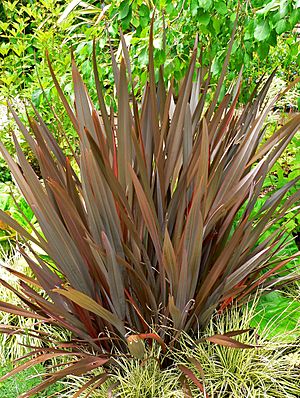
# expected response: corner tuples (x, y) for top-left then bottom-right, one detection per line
(1, 0), (300, 108)
(0, 22), (300, 396)
(0, 363), (63, 397)
(63, 354), (184, 397)
(110, 359), (181, 398)
(0, 0), (76, 182)
(251, 291), (300, 342)
(257, 119), (300, 238)
(0, 158), (11, 183)
(0, 183), (36, 252)
(248, 236), (300, 343)
(56, 0), (300, 100)
(0, 0), (64, 97)
(254, 20), (271, 41)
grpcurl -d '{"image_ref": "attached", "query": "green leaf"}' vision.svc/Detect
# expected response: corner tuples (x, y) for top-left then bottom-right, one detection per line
(212, 17), (221, 34)
(289, 8), (300, 26)
(271, 11), (281, 23)
(190, 0), (198, 16)
(254, 20), (271, 41)
(198, 12), (210, 26)
(198, 0), (212, 11)
(139, 3), (149, 18)
(31, 88), (43, 107)
(251, 292), (300, 342)
(57, 0), (82, 24)
(119, 0), (129, 19)
(267, 30), (277, 46)
(214, 1), (227, 15)
(121, 6), (132, 29)
(256, 0), (279, 15)
(230, 12), (237, 22)
(275, 19), (288, 34)
(257, 43), (270, 59)
(279, 0), (289, 17)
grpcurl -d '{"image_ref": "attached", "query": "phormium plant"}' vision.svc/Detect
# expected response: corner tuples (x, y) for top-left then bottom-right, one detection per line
(0, 19), (299, 396)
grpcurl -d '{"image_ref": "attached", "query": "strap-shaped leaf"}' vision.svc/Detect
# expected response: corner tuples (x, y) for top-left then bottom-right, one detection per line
(205, 334), (256, 349)
(129, 165), (163, 264)
(117, 58), (133, 200)
(0, 301), (46, 320)
(101, 231), (126, 320)
(46, 52), (79, 132)
(53, 286), (126, 336)
(178, 365), (207, 395)
(93, 39), (113, 152)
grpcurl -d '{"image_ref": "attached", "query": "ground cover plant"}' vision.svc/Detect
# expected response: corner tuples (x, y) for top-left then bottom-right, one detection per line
(0, 363), (63, 398)
(0, 250), (70, 397)
(177, 302), (300, 398)
(0, 18), (300, 396)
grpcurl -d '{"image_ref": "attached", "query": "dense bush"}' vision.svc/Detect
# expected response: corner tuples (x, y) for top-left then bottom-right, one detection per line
(1, 1), (299, 186)
(0, 0), (65, 98)
(59, 0), (300, 84)
(1, 0), (300, 105)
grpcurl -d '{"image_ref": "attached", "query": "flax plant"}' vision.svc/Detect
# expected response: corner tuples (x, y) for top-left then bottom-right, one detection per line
(0, 19), (299, 396)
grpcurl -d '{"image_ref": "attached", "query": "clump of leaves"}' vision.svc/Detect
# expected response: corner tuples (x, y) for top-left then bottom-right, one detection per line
(62, 350), (184, 398)
(0, 19), (299, 397)
(176, 303), (300, 397)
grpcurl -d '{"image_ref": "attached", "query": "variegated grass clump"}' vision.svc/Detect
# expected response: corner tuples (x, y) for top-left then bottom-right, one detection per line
(0, 18), (299, 397)
(60, 351), (184, 398)
(176, 302), (300, 398)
